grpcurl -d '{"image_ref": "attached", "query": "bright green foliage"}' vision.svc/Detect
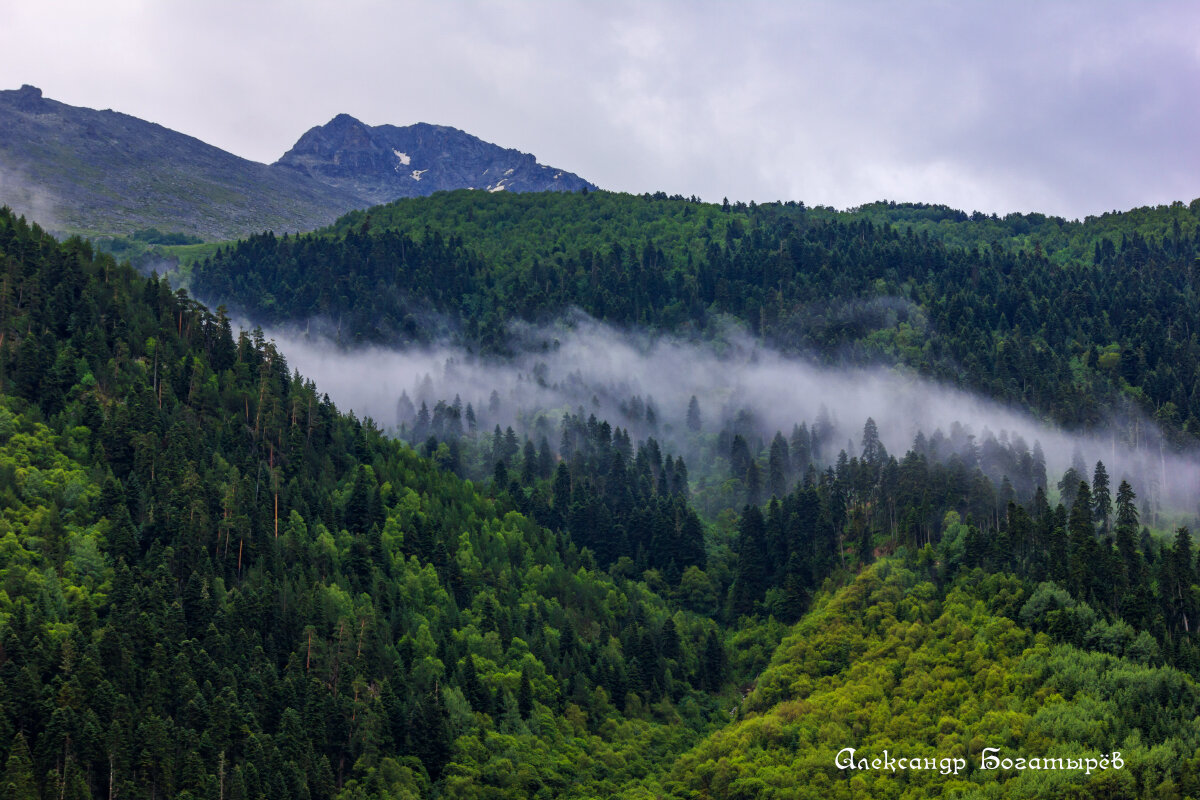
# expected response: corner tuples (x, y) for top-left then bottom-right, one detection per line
(632, 566), (1200, 799)
(0, 399), (107, 628)
(7, 194), (1200, 799)
(0, 208), (737, 799)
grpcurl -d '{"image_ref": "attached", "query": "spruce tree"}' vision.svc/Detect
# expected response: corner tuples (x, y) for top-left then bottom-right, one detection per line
(861, 417), (885, 468)
(1116, 479), (1138, 533)
(768, 432), (790, 499)
(1092, 461), (1112, 535)
(1067, 482), (1095, 598)
(701, 630), (726, 690)
(1, 732), (38, 800)
(731, 505), (768, 616)
(518, 667), (535, 720)
(686, 395), (702, 432)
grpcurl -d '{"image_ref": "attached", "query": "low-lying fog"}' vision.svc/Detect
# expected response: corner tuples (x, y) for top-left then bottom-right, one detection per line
(257, 313), (1200, 520)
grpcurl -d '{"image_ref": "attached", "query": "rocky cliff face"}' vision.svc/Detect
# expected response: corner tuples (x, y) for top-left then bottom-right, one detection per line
(275, 115), (595, 205)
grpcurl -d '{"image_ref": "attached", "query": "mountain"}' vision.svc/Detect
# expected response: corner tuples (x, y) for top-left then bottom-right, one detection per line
(189, 189), (1200, 444)
(6, 198), (1200, 797)
(0, 204), (726, 799)
(8, 84), (1200, 799)
(0, 85), (362, 240)
(0, 86), (595, 241)
(275, 114), (596, 205)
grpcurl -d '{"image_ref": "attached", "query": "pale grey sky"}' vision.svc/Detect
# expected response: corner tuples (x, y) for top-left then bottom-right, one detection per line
(2, 0), (1197, 218)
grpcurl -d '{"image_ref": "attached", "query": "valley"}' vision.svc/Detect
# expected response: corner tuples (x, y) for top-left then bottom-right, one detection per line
(2, 182), (1200, 797)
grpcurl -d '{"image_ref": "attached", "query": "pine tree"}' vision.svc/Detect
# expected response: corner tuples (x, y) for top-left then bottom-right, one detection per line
(1031, 441), (1048, 490)
(746, 461), (762, 507)
(408, 692), (451, 780)
(1067, 482), (1096, 598)
(1116, 479), (1138, 533)
(731, 505), (768, 616)
(671, 456), (689, 496)
(860, 417), (885, 468)
(701, 630), (726, 690)
(518, 667), (534, 720)
(790, 423), (811, 474)
(521, 439), (537, 484)
(1092, 461), (1112, 535)
(686, 395), (702, 432)
(659, 617), (681, 662)
(415, 402), (431, 438)
(768, 432), (790, 499)
(1169, 528), (1196, 634)
(1, 732), (38, 800)
(537, 437), (554, 480)
(778, 553), (810, 622)
(729, 435), (751, 480)
(1058, 467), (1083, 509)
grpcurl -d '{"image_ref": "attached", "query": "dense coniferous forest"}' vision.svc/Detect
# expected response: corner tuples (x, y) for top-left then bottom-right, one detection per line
(0, 208), (744, 798)
(191, 191), (1200, 442)
(5, 188), (1200, 799)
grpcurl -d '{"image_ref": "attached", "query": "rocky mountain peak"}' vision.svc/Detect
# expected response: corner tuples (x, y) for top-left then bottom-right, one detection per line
(275, 115), (595, 205)
(7, 84), (48, 112)
(0, 86), (597, 239)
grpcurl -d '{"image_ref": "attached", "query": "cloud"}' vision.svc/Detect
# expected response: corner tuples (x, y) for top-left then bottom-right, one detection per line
(260, 311), (1200, 519)
(2, 1), (1196, 218)
(0, 163), (62, 232)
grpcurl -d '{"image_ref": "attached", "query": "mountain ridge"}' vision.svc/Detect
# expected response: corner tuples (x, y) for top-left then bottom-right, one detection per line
(0, 85), (363, 240)
(0, 85), (595, 240)
(276, 113), (595, 205)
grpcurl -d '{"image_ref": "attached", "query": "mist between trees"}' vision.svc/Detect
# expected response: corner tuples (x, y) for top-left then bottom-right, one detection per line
(259, 311), (1200, 526)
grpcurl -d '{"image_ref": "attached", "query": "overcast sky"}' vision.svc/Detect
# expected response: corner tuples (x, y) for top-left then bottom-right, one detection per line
(2, 0), (1197, 218)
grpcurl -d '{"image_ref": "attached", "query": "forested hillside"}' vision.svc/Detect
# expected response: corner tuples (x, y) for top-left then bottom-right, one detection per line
(6, 191), (1200, 800)
(636, 565), (1200, 799)
(0, 208), (745, 798)
(190, 191), (1200, 443)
